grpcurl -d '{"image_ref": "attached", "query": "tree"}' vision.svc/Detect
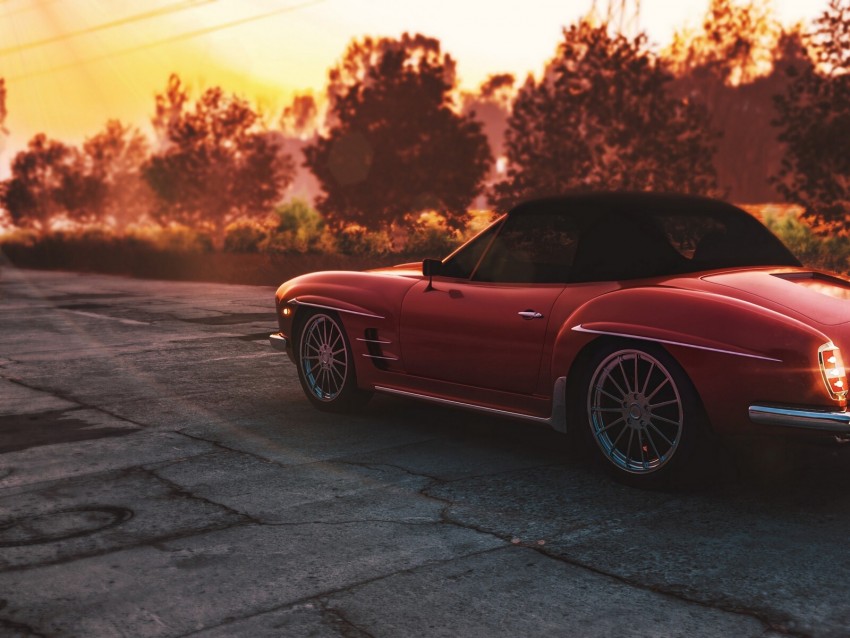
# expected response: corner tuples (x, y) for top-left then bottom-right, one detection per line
(666, 0), (780, 86)
(304, 33), (492, 231)
(83, 120), (153, 227)
(280, 94), (319, 139)
(492, 21), (719, 210)
(461, 73), (515, 164)
(1, 134), (103, 229)
(663, 0), (807, 202)
(278, 94), (322, 203)
(773, 0), (850, 232)
(144, 74), (294, 239)
(0, 78), (8, 137)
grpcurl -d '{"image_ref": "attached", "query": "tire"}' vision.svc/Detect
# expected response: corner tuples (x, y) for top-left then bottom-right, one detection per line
(295, 311), (371, 412)
(580, 342), (712, 489)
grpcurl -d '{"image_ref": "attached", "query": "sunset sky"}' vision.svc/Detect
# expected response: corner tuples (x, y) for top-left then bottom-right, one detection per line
(0, 0), (827, 172)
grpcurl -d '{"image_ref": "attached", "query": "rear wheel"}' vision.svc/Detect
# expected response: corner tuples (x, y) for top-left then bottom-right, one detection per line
(581, 342), (711, 488)
(296, 311), (371, 412)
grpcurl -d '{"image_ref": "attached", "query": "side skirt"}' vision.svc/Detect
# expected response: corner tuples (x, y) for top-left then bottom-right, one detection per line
(374, 376), (568, 433)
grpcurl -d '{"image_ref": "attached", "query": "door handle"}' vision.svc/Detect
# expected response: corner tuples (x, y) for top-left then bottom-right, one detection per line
(518, 310), (544, 320)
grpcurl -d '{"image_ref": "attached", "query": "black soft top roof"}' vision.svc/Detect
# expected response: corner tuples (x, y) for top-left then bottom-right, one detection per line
(509, 192), (746, 218)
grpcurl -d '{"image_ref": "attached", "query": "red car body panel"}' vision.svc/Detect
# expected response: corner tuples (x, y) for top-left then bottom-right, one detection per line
(275, 263), (849, 437)
(273, 194), (850, 443)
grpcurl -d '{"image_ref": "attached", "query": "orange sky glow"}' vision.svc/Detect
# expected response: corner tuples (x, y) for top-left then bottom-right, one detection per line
(0, 0), (826, 174)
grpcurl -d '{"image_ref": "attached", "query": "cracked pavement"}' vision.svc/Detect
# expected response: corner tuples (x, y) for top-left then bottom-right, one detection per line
(1, 267), (850, 636)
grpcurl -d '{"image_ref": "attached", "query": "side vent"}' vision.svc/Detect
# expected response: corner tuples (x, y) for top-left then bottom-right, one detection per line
(357, 329), (398, 370)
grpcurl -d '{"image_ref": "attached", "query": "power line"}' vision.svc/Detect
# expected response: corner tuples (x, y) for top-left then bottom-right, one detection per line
(0, 0), (215, 57)
(2, 0), (64, 20)
(7, 0), (327, 82)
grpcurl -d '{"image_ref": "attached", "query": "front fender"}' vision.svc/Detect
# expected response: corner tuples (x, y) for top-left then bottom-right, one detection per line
(274, 270), (421, 384)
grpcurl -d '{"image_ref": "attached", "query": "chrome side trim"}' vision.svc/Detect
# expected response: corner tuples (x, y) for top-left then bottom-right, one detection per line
(374, 376), (568, 432)
(749, 404), (850, 433)
(572, 325), (782, 363)
(357, 337), (392, 344)
(288, 298), (384, 319)
(269, 333), (288, 352)
(363, 354), (399, 361)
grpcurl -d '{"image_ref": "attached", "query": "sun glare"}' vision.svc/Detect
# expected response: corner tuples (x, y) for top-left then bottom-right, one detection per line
(0, 0), (829, 171)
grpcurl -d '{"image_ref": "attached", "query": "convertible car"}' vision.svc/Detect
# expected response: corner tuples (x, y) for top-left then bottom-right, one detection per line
(269, 192), (850, 487)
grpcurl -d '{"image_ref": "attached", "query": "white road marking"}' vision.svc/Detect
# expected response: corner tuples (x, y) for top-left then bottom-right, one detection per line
(60, 309), (149, 326)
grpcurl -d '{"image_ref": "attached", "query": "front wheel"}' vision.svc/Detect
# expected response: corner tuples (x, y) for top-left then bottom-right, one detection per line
(296, 311), (371, 412)
(581, 343), (712, 488)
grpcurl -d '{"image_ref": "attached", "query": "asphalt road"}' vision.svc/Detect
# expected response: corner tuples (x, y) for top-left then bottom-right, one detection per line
(2, 266), (850, 637)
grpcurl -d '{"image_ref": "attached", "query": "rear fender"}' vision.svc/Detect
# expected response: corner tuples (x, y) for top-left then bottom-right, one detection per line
(552, 287), (836, 434)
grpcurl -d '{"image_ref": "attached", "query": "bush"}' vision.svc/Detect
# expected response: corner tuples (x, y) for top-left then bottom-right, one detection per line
(0, 227), (39, 249)
(403, 211), (463, 257)
(261, 199), (327, 253)
(763, 212), (850, 273)
(404, 226), (460, 257)
(224, 218), (267, 253)
(125, 223), (213, 253)
(334, 224), (392, 256)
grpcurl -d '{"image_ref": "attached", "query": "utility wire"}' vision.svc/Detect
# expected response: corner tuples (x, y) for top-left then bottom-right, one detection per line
(2, 0), (64, 20)
(7, 0), (327, 82)
(0, 0), (216, 57)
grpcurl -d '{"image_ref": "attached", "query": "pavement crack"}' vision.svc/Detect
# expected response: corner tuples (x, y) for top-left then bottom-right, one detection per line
(0, 377), (150, 430)
(0, 616), (48, 637)
(318, 601), (376, 638)
(176, 545), (506, 638)
(334, 459), (444, 483)
(141, 466), (265, 526)
(262, 519), (437, 528)
(174, 430), (287, 468)
(0, 521), (252, 575)
(434, 503), (809, 638)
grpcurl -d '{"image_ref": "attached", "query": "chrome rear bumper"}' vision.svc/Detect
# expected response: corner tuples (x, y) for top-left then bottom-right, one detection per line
(269, 333), (288, 352)
(749, 404), (850, 434)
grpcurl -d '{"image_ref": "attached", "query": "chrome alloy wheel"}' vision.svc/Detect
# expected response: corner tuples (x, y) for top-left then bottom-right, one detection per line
(299, 314), (349, 402)
(587, 349), (683, 474)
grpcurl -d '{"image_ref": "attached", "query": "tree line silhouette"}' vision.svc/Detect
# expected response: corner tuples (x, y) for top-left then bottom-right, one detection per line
(1, 0), (849, 248)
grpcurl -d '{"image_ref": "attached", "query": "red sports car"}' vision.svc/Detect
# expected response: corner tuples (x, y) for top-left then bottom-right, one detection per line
(270, 193), (850, 487)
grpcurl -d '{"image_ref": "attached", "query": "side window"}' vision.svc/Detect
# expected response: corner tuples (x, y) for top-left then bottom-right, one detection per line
(472, 212), (579, 283)
(440, 219), (502, 279)
(654, 214), (727, 259)
(571, 213), (685, 281)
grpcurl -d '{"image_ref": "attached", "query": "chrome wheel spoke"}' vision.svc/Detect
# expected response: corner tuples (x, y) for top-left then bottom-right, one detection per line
(647, 421), (675, 448)
(588, 349), (683, 475)
(649, 398), (679, 409)
(598, 416), (626, 433)
(617, 358), (633, 394)
(634, 356), (640, 398)
(594, 385), (624, 403)
(641, 361), (655, 395)
(651, 414), (682, 427)
(299, 314), (349, 402)
(646, 377), (670, 401)
(637, 429), (646, 466)
(644, 426), (661, 459)
(606, 372), (628, 400)
(609, 420), (629, 450)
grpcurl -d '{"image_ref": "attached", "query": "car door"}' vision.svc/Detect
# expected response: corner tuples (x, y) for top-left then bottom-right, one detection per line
(399, 208), (578, 394)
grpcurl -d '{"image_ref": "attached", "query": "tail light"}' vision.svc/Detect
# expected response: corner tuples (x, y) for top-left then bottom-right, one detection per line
(819, 342), (847, 400)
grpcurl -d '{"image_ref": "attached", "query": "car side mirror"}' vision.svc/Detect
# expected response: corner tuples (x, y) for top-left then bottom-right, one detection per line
(422, 259), (442, 291)
(422, 259), (442, 277)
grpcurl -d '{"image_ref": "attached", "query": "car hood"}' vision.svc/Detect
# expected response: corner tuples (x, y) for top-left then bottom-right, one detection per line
(702, 269), (850, 326)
